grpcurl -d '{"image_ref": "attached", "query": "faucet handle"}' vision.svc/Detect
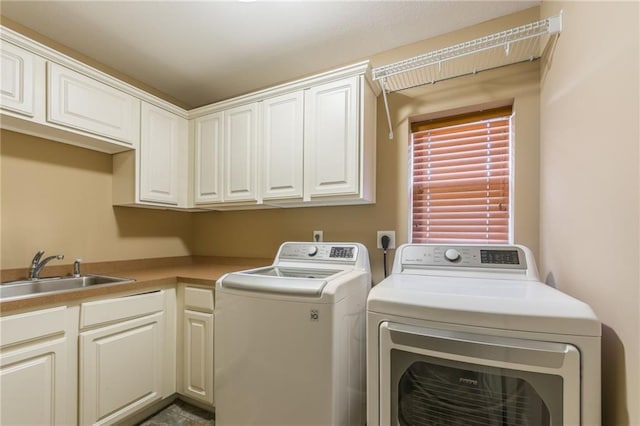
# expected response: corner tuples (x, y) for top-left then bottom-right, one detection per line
(31, 250), (45, 264)
(73, 259), (82, 278)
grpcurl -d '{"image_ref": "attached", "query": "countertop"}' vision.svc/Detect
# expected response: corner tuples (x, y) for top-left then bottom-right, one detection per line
(0, 256), (271, 314)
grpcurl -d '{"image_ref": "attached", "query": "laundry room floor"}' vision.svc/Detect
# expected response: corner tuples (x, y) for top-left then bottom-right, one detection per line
(137, 399), (214, 425)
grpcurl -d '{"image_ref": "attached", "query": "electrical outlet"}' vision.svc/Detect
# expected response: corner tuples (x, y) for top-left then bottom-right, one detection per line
(377, 231), (396, 249)
(313, 230), (323, 242)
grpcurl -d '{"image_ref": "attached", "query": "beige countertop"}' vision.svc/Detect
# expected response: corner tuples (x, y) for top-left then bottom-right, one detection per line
(0, 256), (271, 314)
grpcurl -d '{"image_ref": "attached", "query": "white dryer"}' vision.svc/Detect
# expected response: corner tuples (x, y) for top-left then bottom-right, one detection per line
(367, 244), (601, 426)
(215, 242), (371, 426)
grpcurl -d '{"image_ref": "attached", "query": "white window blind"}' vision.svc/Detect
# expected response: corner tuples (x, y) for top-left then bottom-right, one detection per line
(410, 107), (512, 244)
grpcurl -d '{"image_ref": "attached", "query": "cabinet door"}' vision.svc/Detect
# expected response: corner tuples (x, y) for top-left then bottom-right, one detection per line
(79, 312), (164, 425)
(183, 309), (214, 405)
(140, 102), (183, 205)
(0, 338), (68, 425)
(47, 62), (139, 145)
(304, 76), (359, 199)
(224, 103), (258, 202)
(194, 112), (224, 204)
(0, 307), (75, 426)
(261, 91), (304, 200)
(0, 42), (35, 117)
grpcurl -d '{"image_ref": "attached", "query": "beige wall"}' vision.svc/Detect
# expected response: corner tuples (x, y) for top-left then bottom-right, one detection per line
(1, 130), (194, 269)
(539, 1), (640, 425)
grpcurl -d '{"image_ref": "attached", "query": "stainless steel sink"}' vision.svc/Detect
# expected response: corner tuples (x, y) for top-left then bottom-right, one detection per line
(0, 274), (135, 301)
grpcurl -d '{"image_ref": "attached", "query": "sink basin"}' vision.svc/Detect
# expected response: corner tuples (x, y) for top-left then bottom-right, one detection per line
(0, 274), (135, 301)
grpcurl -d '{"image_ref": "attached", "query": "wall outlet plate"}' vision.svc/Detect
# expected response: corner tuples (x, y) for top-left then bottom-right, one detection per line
(377, 231), (396, 249)
(313, 230), (323, 242)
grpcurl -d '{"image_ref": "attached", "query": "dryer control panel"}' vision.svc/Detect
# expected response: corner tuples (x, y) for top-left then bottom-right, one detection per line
(398, 244), (530, 272)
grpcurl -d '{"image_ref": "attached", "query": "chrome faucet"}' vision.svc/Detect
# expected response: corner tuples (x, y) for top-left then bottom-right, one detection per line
(73, 258), (82, 278)
(28, 250), (64, 280)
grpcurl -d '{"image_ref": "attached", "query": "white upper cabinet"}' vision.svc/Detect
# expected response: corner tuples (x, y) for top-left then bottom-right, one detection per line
(2, 25), (376, 210)
(193, 104), (259, 206)
(0, 42), (37, 117)
(304, 76), (359, 200)
(139, 102), (186, 206)
(223, 103), (259, 203)
(193, 112), (224, 204)
(112, 104), (189, 209)
(261, 91), (304, 201)
(48, 62), (140, 146)
(190, 63), (376, 209)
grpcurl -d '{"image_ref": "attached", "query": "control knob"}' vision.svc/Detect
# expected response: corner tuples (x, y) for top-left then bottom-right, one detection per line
(307, 246), (318, 256)
(444, 248), (461, 262)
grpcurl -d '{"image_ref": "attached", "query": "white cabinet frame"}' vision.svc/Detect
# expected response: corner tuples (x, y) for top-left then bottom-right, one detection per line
(261, 91), (304, 200)
(193, 112), (224, 204)
(139, 102), (183, 205)
(223, 103), (259, 203)
(0, 306), (77, 426)
(47, 62), (140, 146)
(0, 41), (36, 117)
(304, 76), (360, 200)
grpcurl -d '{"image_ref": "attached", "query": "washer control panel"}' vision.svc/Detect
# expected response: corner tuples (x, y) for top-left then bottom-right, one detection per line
(400, 245), (527, 270)
(278, 243), (359, 263)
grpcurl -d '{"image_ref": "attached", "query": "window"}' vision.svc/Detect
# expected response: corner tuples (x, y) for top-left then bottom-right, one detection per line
(410, 106), (513, 244)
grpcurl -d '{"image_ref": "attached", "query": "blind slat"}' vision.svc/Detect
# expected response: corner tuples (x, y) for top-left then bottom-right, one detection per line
(410, 111), (512, 244)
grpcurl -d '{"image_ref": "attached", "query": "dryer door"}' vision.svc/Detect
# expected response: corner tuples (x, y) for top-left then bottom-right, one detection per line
(378, 322), (580, 426)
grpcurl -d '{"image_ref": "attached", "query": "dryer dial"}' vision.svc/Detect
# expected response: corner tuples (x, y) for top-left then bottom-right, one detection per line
(307, 246), (318, 256)
(444, 248), (461, 262)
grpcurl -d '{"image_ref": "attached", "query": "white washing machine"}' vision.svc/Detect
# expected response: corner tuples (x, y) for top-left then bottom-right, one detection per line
(367, 244), (601, 426)
(215, 242), (371, 426)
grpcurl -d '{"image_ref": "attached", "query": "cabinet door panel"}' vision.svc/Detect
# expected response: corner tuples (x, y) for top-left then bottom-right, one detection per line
(183, 310), (214, 405)
(224, 103), (258, 202)
(140, 102), (180, 205)
(304, 76), (359, 199)
(0, 42), (35, 117)
(47, 62), (139, 145)
(0, 337), (68, 425)
(80, 312), (163, 425)
(262, 91), (304, 200)
(194, 112), (224, 204)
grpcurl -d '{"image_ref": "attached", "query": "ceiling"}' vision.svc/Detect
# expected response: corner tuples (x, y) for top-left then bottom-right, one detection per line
(1, 1), (539, 109)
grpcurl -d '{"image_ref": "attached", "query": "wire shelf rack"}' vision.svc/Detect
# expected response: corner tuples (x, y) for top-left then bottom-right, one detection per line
(372, 13), (562, 139)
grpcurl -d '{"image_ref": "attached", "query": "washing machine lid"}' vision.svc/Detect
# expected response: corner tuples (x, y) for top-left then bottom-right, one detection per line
(219, 266), (343, 296)
(367, 274), (601, 337)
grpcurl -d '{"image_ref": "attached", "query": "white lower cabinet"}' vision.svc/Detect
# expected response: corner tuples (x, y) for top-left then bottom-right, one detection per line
(0, 287), (184, 425)
(179, 285), (215, 406)
(79, 290), (175, 425)
(0, 306), (77, 426)
(80, 313), (164, 425)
